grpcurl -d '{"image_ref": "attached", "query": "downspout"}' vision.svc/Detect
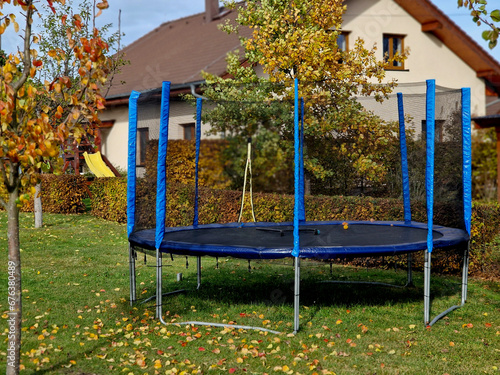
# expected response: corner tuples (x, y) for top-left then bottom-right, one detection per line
(190, 83), (207, 100)
(486, 98), (500, 108)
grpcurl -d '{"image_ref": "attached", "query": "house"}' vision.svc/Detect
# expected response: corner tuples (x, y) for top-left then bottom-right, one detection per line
(99, 0), (500, 172)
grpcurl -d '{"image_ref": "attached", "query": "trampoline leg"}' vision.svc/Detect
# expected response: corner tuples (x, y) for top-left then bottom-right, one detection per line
(156, 249), (167, 324)
(293, 257), (301, 334)
(426, 243), (470, 326)
(406, 253), (414, 287)
(129, 245), (136, 306)
(424, 250), (431, 325)
(197, 256), (202, 290)
(461, 242), (470, 305)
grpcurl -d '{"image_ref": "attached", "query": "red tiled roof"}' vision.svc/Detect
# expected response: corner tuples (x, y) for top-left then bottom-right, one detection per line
(106, 6), (250, 99)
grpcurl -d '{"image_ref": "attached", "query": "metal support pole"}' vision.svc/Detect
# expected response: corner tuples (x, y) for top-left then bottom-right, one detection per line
(155, 249), (163, 320)
(293, 257), (301, 334)
(197, 256), (202, 290)
(424, 250), (431, 325)
(461, 242), (470, 305)
(129, 245), (136, 306)
(406, 253), (413, 287)
(427, 242), (471, 326)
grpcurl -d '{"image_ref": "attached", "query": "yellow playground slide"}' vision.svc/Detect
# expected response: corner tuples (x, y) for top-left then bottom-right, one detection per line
(83, 151), (116, 177)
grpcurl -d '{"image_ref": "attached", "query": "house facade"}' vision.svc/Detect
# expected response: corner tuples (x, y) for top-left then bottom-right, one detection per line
(99, 0), (500, 172)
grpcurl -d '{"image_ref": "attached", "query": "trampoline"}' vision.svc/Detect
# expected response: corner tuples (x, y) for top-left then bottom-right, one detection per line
(129, 221), (468, 259)
(127, 79), (472, 333)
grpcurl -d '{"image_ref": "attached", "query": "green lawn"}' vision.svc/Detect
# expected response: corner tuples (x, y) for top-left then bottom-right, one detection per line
(0, 213), (499, 374)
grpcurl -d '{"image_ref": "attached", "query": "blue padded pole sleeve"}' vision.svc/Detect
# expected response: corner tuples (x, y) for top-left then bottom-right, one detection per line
(462, 88), (472, 236)
(299, 98), (306, 222)
(194, 98), (202, 228)
(155, 81), (171, 249)
(426, 79), (435, 253)
(292, 78), (300, 258)
(127, 90), (141, 237)
(397, 93), (411, 223)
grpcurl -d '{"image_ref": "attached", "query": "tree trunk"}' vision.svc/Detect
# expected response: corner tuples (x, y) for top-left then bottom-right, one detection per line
(34, 182), (42, 228)
(6, 186), (21, 375)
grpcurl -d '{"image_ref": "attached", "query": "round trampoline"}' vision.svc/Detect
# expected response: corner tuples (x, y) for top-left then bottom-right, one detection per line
(127, 79), (473, 331)
(129, 221), (469, 260)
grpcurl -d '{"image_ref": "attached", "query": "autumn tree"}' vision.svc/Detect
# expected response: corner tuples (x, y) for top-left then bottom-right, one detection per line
(31, 0), (125, 227)
(37, 0), (125, 91)
(201, 0), (407, 195)
(458, 0), (500, 48)
(0, 0), (111, 373)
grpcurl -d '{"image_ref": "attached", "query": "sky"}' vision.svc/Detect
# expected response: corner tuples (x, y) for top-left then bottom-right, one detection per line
(1, 0), (499, 63)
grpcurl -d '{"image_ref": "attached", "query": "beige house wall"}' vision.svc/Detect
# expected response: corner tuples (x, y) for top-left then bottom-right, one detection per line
(99, 106), (128, 172)
(343, 0), (486, 117)
(99, 98), (217, 171)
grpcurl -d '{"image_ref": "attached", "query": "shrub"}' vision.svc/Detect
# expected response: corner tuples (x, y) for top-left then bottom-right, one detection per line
(21, 175), (89, 214)
(18, 173), (500, 277)
(89, 177), (127, 223)
(471, 128), (498, 200)
(145, 139), (231, 190)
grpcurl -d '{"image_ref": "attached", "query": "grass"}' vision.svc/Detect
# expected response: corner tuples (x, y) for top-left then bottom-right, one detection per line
(0, 212), (498, 374)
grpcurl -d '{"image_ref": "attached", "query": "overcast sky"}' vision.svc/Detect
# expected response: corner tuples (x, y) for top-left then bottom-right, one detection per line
(1, 0), (499, 62)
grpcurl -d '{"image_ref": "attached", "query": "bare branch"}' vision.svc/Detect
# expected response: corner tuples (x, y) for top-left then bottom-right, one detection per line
(11, 0), (34, 93)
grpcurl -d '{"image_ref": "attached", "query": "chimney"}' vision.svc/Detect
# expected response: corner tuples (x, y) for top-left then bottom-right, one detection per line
(205, 0), (219, 23)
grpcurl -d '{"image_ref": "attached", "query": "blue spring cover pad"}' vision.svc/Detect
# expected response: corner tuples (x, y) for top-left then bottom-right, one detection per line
(129, 221), (469, 260)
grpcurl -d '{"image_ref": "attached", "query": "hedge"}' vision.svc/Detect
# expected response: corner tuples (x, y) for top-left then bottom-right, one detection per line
(21, 175), (89, 214)
(19, 174), (500, 276)
(89, 177), (127, 223)
(146, 139), (231, 190)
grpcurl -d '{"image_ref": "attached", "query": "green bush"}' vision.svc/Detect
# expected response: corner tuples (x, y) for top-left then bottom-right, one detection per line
(146, 139), (231, 189)
(89, 177), (127, 223)
(18, 173), (500, 276)
(471, 128), (498, 200)
(22, 175), (89, 214)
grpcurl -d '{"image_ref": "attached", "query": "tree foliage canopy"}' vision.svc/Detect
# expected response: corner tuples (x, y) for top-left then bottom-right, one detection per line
(0, 0), (111, 202)
(201, 0), (407, 194)
(458, 0), (500, 49)
(0, 1), (112, 373)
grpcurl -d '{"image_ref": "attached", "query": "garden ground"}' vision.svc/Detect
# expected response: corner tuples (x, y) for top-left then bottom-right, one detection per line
(0, 213), (499, 374)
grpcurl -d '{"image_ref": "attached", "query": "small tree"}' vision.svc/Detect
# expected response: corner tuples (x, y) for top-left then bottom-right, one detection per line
(0, 1), (111, 373)
(32, 0), (125, 227)
(202, 0), (406, 195)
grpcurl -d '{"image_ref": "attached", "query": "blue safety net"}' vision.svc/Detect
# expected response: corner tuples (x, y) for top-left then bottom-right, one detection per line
(127, 80), (470, 258)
